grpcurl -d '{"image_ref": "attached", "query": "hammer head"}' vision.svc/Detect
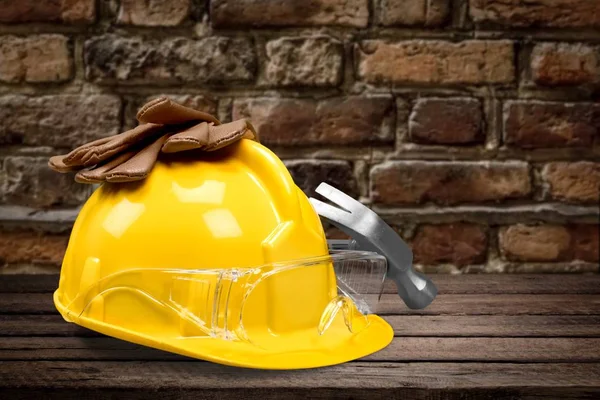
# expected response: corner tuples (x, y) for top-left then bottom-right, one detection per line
(309, 183), (437, 310)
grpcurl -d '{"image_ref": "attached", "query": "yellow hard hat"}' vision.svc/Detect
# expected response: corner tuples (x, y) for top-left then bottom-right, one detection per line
(53, 138), (394, 369)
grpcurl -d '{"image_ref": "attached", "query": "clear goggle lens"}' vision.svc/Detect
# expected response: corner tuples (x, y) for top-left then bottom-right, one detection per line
(65, 250), (387, 348)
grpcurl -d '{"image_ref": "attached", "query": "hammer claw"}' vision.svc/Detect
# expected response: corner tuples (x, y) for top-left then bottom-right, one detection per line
(310, 182), (438, 310)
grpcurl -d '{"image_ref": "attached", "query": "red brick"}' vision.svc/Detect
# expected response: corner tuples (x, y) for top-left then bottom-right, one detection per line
(285, 160), (358, 198)
(531, 43), (600, 86)
(504, 101), (599, 148)
(0, 35), (72, 83)
(0, 0), (95, 24)
(500, 224), (599, 263)
(210, 0), (368, 28)
(499, 225), (570, 262)
(378, 0), (449, 26)
(412, 223), (488, 266)
(117, 0), (190, 26)
(542, 162), (600, 204)
(0, 95), (121, 148)
(0, 230), (68, 266)
(409, 98), (483, 144)
(470, 0), (600, 28)
(85, 35), (256, 85)
(370, 161), (531, 205)
(264, 36), (343, 87)
(1, 157), (91, 208)
(233, 96), (395, 146)
(571, 225), (600, 263)
(356, 40), (514, 85)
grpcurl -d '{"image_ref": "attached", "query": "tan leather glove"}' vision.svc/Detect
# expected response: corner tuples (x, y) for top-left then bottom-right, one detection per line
(48, 97), (258, 183)
(137, 96), (221, 125)
(162, 119), (256, 153)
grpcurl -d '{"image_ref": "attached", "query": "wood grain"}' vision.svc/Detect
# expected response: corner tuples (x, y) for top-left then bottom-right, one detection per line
(372, 294), (600, 315)
(387, 315), (600, 337)
(0, 275), (59, 293)
(0, 361), (599, 399)
(4, 314), (600, 338)
(2, 274), (600, 398)
(1, 336), (600, 363)
(0, 315), (99, 337)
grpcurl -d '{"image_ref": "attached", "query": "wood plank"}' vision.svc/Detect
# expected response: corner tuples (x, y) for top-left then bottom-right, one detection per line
(372, 294), (600, 316)
(3, 274), (600, 294)
(400, 274), (600, 295)
(0, 361), (598, 399)
(0, 315), (99, 337)
(387, 315), (600, 337)
(431, 274), (600, 295)
(0, 275), (59, 293)
(0, 293), (57, 314)
(381, 337), (600, 362)
(1, 337), (600, 363)
(4, 314), (600, 338)
(4, 293), (600, 316)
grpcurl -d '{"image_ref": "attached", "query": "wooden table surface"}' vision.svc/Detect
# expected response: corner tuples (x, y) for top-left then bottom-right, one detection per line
(1, 274), (600, 399)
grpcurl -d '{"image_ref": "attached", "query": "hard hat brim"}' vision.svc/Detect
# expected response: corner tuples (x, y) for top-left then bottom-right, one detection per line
(54, 289), (393, 369)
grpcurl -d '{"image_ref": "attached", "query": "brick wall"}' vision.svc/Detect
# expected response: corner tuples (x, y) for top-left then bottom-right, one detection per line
(0, 0), (598, 274)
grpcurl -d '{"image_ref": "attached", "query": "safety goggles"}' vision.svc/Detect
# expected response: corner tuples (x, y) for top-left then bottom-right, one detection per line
(64, 248), (388, 349)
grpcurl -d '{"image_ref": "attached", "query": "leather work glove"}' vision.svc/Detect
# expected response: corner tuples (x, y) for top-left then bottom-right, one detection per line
(48, 97), (258, 183)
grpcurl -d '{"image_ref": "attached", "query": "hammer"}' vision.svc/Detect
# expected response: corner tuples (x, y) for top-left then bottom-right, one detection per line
(309, 183), (438, 310)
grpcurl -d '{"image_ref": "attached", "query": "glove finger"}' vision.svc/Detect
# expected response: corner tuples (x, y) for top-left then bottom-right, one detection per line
(205, 119), (256, 151)
(137, 96), (220, 126)
(78, 123), (164, 167)
(74, 150), (138, 184)
(245, 121), (259, 142)
(105, 135), (168, 183)
(162, 122), (210, 153)
(49, 155), (81, 173)
(51, 135), (116, 170)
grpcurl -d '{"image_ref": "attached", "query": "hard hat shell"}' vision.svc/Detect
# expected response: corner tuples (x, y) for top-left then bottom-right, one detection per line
(54, 139), (393, 369)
